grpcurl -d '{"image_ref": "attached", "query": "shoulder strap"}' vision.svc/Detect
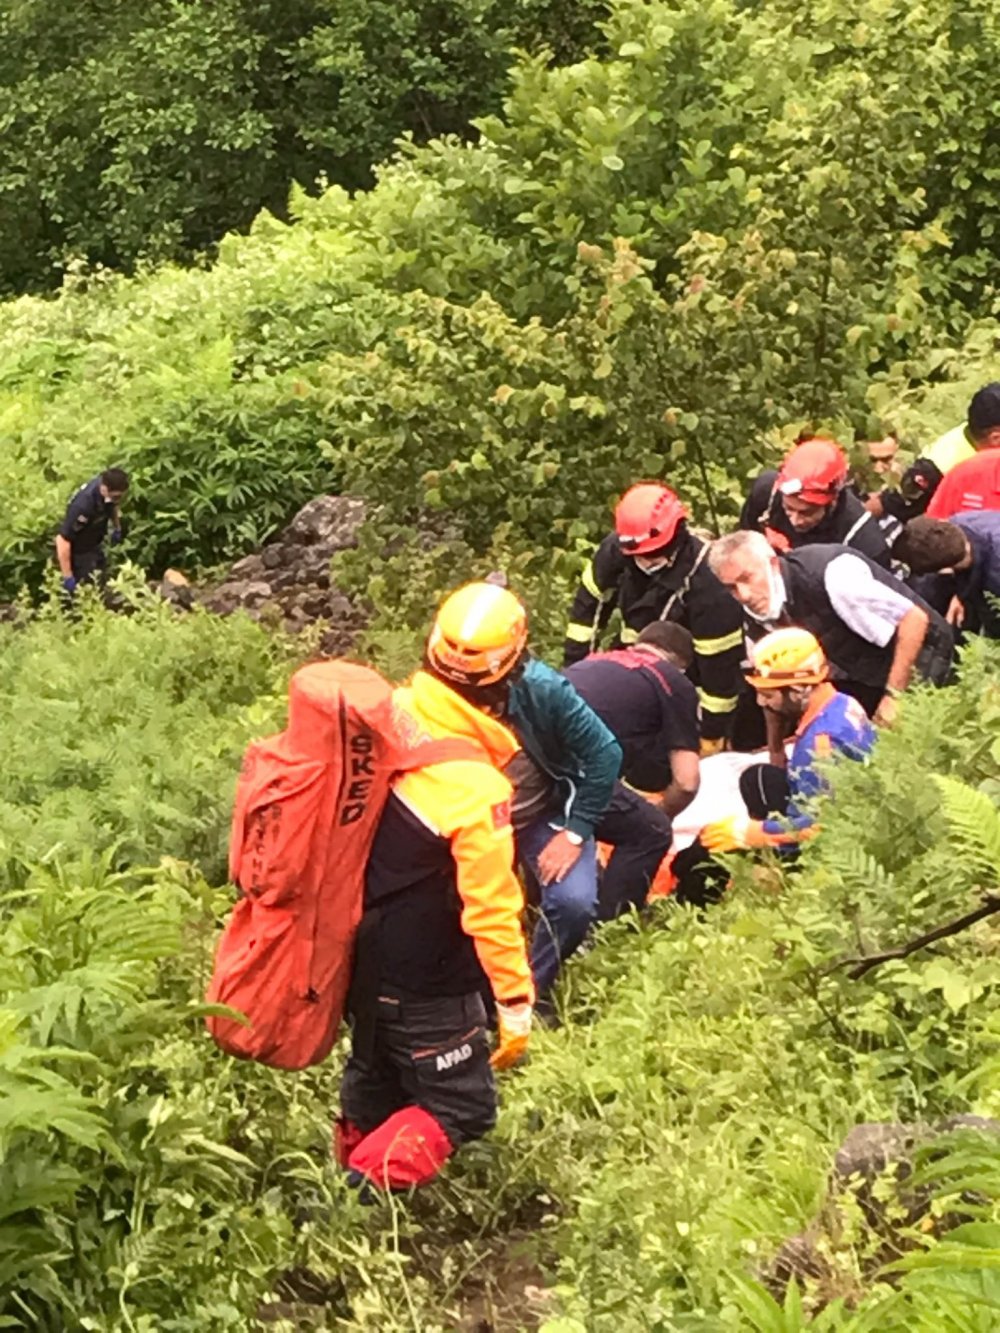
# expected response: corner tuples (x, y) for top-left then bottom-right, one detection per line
(395, 737), (487, 772)
(841, 510), (872, 546)
(658, 540), (709, 623)
(603, 646), (677, 701)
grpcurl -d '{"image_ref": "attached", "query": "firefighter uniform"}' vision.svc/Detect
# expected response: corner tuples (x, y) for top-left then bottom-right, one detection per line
(741, 469), (891, 566)
(563, 530), (743, 743)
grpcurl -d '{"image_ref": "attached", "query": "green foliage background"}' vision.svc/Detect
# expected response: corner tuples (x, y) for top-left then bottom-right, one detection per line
(2, 0), (1000, 1325)
(3, 0), (1000, 598)
(5, 601), (1000, 1328)
(0, 0), (606, 294)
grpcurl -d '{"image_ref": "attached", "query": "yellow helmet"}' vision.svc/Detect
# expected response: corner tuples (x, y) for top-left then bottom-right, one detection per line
(426, 582), (528, 687)
(744, 627), (828, 689)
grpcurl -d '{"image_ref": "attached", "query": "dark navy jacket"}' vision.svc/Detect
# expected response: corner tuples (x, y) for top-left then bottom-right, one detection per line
(59, 477), (116, 553)
(952, 511), (1000, 638)
(564, 646), (700, 794)
(741, 469), (891, 567)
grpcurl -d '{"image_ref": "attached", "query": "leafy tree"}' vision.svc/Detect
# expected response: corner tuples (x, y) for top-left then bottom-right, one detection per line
(0, 0), (606, 294)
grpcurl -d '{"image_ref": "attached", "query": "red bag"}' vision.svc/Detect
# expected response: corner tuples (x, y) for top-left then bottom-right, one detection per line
(205, 660), (476, 1070)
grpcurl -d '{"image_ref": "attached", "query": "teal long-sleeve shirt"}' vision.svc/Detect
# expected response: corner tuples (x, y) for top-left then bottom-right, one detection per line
(506, 657), (622, 840)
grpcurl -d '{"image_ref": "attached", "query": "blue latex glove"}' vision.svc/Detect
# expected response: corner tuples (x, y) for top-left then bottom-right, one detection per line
(62, 576), (77, 594)
(110, 527), (123, 547)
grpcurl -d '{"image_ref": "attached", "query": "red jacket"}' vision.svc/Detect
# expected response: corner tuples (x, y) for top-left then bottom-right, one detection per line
(927, 449), (1000, 520)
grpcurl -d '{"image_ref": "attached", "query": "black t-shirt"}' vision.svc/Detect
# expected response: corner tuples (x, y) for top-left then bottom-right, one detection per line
(504, 751), (558, 830)
(564, 647), (700, 793)
(59, 477), (115, 553)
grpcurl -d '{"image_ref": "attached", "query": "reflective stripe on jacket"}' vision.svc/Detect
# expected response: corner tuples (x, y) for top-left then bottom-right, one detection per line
(563, 530), (743, 740)
(386, 670), (534, 1005)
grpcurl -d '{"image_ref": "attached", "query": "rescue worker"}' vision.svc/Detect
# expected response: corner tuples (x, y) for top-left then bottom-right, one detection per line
(708, 531), (954, 739)
(866, 435), (902, 483)
(741, 437), (890, 567)
(505, 651), (621, 997)
(336, 582), (534, 1194)
(506, 649), (672, 997)
(865, 383), (1000, 524)
(55, 467), (129, 594)
(894, 513), (1000, 639)
(564, 621), (701, 917)
(701, 628), (876, 854)
(926, 394), (1000, 519)
(563, 483), (743, 753)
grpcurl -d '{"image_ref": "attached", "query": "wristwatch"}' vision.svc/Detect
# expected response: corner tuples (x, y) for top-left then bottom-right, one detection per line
(562, 829), (584, 846)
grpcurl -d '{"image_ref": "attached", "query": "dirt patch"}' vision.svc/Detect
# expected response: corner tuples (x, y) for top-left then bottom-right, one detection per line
(452, 1234), (554, 1332)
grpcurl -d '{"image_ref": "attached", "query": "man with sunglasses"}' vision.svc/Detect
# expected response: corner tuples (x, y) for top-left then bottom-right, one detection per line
(563, 482), (744, 754)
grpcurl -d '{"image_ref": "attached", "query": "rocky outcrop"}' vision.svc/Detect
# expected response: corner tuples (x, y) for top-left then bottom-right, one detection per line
(197, 495), (367, 653)
(762, 1115), (1000, 1307)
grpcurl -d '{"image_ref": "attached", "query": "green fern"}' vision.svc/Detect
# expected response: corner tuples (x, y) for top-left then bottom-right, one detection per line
(933, 775), (1000, 884)
(0, 1011), (108, 1159)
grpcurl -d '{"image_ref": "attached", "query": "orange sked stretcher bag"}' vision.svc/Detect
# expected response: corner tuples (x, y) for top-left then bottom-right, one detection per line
(206, 660), (471, 1070)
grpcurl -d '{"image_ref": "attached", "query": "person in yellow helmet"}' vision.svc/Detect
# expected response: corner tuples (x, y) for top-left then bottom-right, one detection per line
(700, 628), (876, 854)
(336, 582), (535, 1194)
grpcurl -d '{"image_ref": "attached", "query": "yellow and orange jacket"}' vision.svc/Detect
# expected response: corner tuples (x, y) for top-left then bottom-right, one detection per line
(362, 670), (534, 1006)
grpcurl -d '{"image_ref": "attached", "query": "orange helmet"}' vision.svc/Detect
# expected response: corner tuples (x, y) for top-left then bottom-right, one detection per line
(426, 582), (528, 687)
(777, 438), (848, 506)
(615, 483), (686, 555)
(744, 627), (828, 689)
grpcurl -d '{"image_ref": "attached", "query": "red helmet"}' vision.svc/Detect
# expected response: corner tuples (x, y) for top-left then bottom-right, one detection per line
(615, 483), (686, 555)
(776, 438), (847, 506)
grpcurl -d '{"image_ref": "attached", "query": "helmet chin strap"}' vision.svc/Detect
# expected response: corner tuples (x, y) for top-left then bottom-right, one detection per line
(633, 542), (681, 574)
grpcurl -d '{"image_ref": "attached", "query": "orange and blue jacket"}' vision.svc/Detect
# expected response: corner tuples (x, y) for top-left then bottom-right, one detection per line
(762, 683), (876, 842)
(363, 670), (534, 1006)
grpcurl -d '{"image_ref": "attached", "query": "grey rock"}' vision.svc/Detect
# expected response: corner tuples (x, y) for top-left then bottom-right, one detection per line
(833, 1123), (921, 1182)
(937, 1114), (1000, 1135)
(197, 494), (368, 645)
(230, 554), (265, 579)
(239, 580), (274, 605)
(294, 548), (332, 576)
(281, 495), (366, 550)
(326, 593), (354, 620)
(203, 592), (238, 616)
(767, 1233), (831, 1289)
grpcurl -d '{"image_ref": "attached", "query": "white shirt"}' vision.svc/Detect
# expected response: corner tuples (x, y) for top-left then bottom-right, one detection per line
(823, 553), (914, 647)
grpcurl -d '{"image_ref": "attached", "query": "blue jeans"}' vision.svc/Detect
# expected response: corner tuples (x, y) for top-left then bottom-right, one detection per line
(517, 818), (599, 996)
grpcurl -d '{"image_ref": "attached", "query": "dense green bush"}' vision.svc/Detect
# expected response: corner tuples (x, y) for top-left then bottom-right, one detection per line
(518, 639), (1000, 1329)
(4, 0), (1000, 596)
(3, 618), (1000, 1326)
(5, 0), (1000, 1322)
(0, 0), (606, 294)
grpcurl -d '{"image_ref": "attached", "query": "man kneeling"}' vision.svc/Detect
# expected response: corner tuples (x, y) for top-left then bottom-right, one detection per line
(701, 628), (876, 855)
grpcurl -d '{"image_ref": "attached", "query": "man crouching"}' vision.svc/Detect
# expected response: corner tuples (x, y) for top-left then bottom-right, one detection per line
(702, 628), (876, 854)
